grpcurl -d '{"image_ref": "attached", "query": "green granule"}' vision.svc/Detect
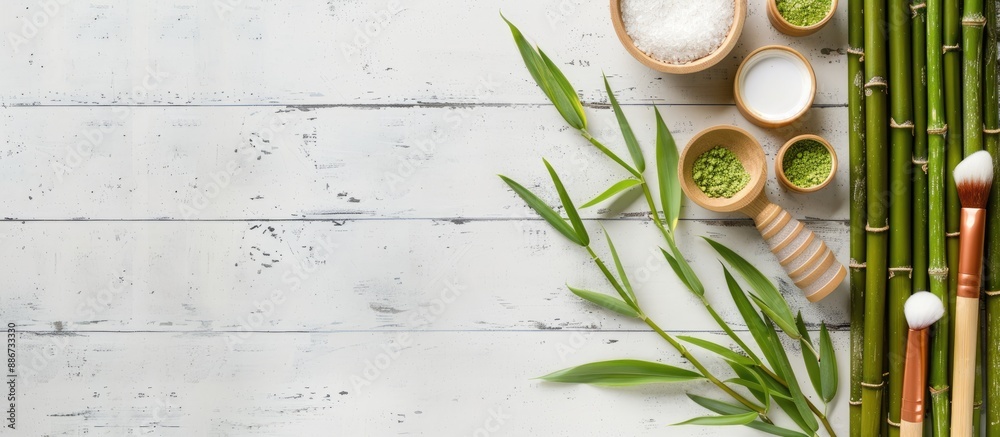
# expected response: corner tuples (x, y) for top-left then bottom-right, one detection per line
(776, 0), (833, 26)
(782, 140), (833, 188)
(692, 146), (751, 198)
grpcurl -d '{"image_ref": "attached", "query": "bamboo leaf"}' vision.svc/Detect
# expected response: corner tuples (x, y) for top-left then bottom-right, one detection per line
(501, 14), (549, 98)
(746, 422), (812, 437)
(501, 15), (585, 130)
(724, 266), (780, 370)
(580, 179), (642, 208)
(583, 135), (641, 179)
(543, 159), (589, 246)
(538, 49), (586, 130)
(761, 311), (819, 433)
(688, 394), (806, 437)
(603, 74), (644, 172)
(655, 108), (682, 231)
(726, 362), (768, 404)
(748, 294), (800, 341)
(677, 336), (754, 366)
(707, 238), (799, 339)
(673, 411), (759, 426)
(795, 312), (823, 398)
(819, 323), (838, 403)
(499, 175), (583, 245)
(567, 285), (640, 318)
(603, 229), (636, 304)
(661, 246), (704, 297)
(539, 359), (703, 386)
(687, 394), (753, 415)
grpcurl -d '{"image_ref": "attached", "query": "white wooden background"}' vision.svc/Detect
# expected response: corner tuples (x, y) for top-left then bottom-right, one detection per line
(0, 0), (852, 435)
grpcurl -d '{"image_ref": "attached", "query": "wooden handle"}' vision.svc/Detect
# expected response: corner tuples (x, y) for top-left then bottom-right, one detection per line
(950, 296), (980, 437)
(753, 204), (846, 302)
(900, 420), (923, 437)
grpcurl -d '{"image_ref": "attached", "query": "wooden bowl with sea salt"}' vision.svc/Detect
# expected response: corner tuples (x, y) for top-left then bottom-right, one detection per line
(609, 0), (747, 74)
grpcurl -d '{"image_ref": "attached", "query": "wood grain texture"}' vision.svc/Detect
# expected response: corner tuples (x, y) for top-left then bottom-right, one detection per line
(12, 331), (850, 436)
(0, 0), (851, 435)
(0, 0), (848, 106)
(0, 105), (849, 220)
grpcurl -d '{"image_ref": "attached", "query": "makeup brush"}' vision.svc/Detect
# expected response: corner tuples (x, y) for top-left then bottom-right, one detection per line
(950, 150), (994, 437)
(901, 291), (945, 437)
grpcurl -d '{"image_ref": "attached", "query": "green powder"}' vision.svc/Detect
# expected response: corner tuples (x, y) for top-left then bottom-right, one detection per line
(782, 140), (833, 188)
(692, 146), (751, 198)
(776, 0), (833, 26)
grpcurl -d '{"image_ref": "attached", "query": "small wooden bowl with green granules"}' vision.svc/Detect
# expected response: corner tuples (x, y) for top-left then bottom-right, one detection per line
(766, 0), (837, 37)
(775, 134), (838, 193)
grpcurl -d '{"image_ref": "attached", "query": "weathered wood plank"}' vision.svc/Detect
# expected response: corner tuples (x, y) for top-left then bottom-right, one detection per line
(7, 330), (849, 436)
(0, 219), (849, 333)
(0, 105), (849, 220)
(0, 0), (848, 106)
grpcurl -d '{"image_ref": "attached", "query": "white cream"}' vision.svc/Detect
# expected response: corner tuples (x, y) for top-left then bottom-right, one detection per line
(738, 49), (813, 122)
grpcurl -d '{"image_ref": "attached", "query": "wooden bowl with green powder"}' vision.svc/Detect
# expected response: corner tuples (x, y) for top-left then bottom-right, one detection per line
(766, 0), (837, 37)
(776, 134), (838, 193)
(679, 126), (848, 301)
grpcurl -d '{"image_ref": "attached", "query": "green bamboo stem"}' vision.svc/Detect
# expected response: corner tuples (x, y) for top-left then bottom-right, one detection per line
(910, 0), (932, 423)
(912, 0), (930, 299)
(849, 1), (867, 435)
(944, 0), (963, 368)
(927, 0), (952, 433)
(861, 0), (890, 434)
(888, 1), (915, 435)
(983, 0), (1000, 434)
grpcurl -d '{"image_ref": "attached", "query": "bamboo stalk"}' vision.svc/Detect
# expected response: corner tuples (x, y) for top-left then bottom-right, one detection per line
(926, 0), (952, 433)
(984, 0), (1000, 434)
(913, 0), (930, 301)
(944, 0), (963, 368)
(862, 0), (891, 434)
(888, 0), (915, 435)
(849, 0), (868, 435)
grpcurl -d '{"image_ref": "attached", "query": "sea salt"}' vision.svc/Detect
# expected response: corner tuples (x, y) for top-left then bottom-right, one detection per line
(621, 0), (735, 65)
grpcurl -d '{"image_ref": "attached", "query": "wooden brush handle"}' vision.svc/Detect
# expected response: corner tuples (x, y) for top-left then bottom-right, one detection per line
(900, 420), (923, 437)
(901, 329), (927, 429)
(753, 204), (846, 302)
(950, 295), (980, 437)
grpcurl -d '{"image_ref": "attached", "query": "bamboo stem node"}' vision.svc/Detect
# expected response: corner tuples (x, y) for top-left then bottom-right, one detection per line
(984, 127), (1000, 134)
(961, 16), (987, 27)
(861, 380), (886, 388)
(888, 417), (901, 427)
(928, 125), (949, 135)
(947, 231), (960, 237)
(888, 266), (914, 278)
(864, 76), (888, 92)
(847, 46), (865, 61)
(850, 399), (863, 406)
(850, 260), (867, 269)
(942, 44), (961, 53)
(929, 267), (949, 278)
(929, 384), (951, 394)
(911, 1), (927, 14)
(891, 119), (916, 131)
(866, 224), (890, 232)
(984, 289), (1000, 296)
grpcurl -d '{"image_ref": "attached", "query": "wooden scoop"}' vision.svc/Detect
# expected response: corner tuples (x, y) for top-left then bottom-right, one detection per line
(678, 125), (846, 302)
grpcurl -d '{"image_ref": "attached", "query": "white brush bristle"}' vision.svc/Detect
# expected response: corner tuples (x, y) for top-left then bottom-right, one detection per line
(954, 150), (994, 208)
(905, 291), (945, 330)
